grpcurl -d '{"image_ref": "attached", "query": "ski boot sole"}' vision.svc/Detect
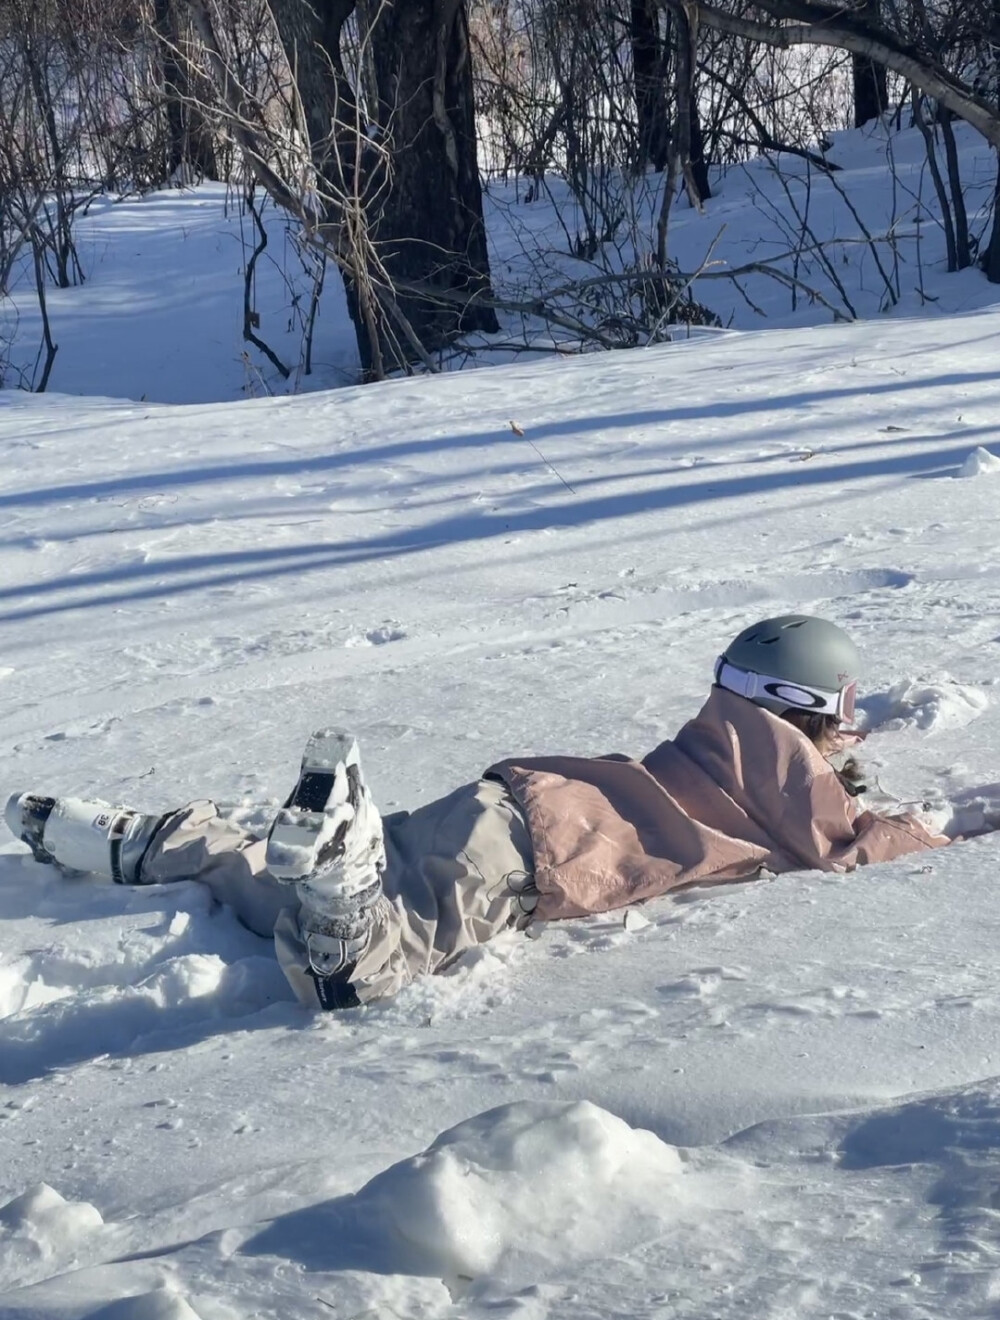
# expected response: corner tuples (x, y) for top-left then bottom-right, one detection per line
(265, 731), (363, 882)
(5, 793), (57, 865)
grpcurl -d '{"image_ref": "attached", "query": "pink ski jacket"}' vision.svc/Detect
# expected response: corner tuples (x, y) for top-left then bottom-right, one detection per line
(489, 685), (947, 923)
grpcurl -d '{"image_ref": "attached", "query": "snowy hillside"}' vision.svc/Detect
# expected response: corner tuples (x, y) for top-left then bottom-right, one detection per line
(5, 184), (1000, 1314)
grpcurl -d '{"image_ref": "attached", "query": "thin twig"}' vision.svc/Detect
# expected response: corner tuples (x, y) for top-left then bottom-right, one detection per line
(30, 232), (58, 392)
(243, 186), (291, 379)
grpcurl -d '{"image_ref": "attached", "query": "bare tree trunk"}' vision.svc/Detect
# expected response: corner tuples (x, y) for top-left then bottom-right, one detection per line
(852, 53), (886, 126)
(687, 76), (711, 201)
(264, 0), (390, 373)
(154, 0), (218, 181)
(936, 109), (971, 268)
(265, 0), (497, 375)
(979, 0), (1000, 282)
(851, 0), (886, 126)
(365, 0), (499, 354)
(154, 0), (186, 179)
(983, 156), (1000, 282)
(673, 3), (711, 204)
(912, 91), (958, 271)
(631, 0), (670, 171)
(267, 0), (354, 167)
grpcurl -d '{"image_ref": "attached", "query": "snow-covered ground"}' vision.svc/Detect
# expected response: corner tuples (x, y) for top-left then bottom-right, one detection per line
(5, 125), (1000, 1318)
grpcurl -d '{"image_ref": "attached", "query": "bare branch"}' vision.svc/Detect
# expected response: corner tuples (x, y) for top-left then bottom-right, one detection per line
(659, 0), (1000, 148)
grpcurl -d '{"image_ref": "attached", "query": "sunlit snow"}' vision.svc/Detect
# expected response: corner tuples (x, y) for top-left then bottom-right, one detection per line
(3, 125), (1000, 1319)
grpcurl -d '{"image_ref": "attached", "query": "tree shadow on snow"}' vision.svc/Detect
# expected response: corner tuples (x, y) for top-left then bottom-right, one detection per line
(0, 433), (989, 627)
(0, 365), (995, 516)
(838, 1082), (1000, 1265)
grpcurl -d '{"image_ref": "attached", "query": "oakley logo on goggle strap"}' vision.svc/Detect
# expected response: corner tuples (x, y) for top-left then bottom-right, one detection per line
(762, 681), (827, 709)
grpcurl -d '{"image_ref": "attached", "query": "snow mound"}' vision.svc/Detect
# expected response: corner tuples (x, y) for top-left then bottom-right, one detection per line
(861, 678), (989, 733)
(935, 782), (1000, 839)
(957, 446), (1000, 477)
(87, 1287), (204, 1320)
(353, 1099), (682, 1283)
(838, 1080), (1000, 1170)
(0, 1183), (103, 1290)
(0, 950), (291, 1086)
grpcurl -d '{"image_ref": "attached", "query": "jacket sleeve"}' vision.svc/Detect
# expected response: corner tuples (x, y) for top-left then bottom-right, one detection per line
(798, 755), (949, 869)
(846, 809), (950, 866)
(759, 736), (949, 872)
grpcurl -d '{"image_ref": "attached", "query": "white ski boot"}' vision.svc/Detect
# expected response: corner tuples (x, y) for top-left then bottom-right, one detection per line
(266, 730), (386, 1009)
(4, 792), (165, 884)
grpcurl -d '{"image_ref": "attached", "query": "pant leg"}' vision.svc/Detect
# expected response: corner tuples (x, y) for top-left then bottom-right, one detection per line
(142, 783), (536, 1008)
(142, 803), (322, 1007)
(140, 800), (291, 939)
(331, 777), (537, 1004)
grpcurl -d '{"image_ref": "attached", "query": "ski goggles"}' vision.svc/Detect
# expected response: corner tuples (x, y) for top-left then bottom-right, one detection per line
(715, 658), (857, 724)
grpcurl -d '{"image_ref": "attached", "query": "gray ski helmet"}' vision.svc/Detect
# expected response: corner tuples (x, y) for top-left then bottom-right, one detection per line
(715, 614), (861, 720)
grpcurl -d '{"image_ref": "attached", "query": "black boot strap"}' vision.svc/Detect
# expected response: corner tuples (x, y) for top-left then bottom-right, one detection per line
(310, 972), (361, 1011)
(109, 815), (129, 884)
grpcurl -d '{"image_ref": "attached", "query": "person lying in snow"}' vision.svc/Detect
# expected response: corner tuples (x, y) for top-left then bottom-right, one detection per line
(5, 614), (950, 1011)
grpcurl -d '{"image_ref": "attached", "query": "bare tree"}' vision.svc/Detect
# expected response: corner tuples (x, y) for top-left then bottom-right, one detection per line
(179, 0), (499, 376)
(362, 0), (499, 350)
(655, 0), (1000, 147)
(153, 0), (219, 182)
(852, 0), (887, 126)
(631, 0), (671, 170)
(654, 0), (1000, 281)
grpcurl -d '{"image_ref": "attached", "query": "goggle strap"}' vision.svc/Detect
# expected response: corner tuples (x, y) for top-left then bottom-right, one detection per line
(715, 659), (853, 720)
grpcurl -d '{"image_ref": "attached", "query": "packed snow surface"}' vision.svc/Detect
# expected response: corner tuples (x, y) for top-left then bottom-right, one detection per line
(5, 178), (1000, 1316)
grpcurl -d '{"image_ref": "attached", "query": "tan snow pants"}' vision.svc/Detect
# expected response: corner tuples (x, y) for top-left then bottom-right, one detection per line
(140, 778), (536, 1007)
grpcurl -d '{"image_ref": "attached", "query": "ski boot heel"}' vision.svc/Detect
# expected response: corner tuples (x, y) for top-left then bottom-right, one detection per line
(4, 792), (164, 884)
(5, 793), (57, 865)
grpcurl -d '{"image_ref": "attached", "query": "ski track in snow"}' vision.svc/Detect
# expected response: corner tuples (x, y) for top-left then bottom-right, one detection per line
(5, 182), (1000, 1314)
